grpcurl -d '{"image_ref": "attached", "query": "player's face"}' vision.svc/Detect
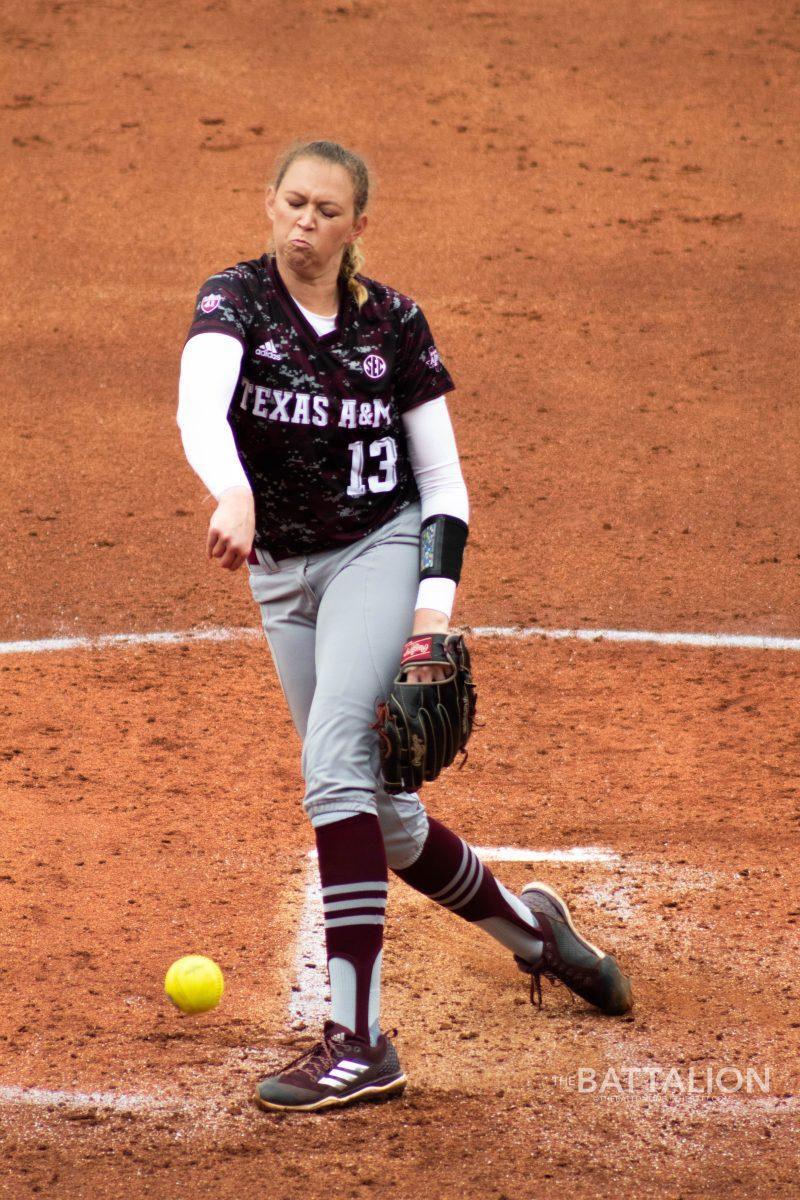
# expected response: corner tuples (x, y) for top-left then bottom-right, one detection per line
(266, 157), (367, 277)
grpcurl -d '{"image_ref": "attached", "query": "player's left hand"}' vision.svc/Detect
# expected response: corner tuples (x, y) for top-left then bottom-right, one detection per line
(207, 486), (255, 571)
(374, 631), (478, 793)
(404, 609), (450, 682)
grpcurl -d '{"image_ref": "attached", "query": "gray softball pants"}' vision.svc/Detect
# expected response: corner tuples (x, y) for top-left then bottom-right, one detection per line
(247, 501), (430, 870)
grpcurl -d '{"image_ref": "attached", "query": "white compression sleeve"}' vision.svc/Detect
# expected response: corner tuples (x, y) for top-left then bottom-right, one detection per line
(177, 332), (250, 499)
(401, 397), (469, 619)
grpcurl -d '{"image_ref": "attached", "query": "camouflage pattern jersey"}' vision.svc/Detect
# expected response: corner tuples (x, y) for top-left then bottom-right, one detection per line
(184, 253), (455, 559)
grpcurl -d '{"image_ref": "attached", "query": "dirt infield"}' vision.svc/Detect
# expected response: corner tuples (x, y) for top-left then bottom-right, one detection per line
(2, 1), (799, 1196)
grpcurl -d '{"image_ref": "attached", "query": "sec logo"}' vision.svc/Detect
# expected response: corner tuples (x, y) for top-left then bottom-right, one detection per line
(200, 293), (223, 314)
(363, 353), (387, 380)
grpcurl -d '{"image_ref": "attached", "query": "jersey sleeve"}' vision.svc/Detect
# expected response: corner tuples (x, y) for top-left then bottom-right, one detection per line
(185, 269), (252, 347)
(392, 302), (455, 414)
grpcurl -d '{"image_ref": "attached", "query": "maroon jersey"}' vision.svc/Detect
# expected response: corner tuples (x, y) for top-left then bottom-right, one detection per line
(185, 254), (455, 558)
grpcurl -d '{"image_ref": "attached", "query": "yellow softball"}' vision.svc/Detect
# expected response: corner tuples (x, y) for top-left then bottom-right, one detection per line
(164, 955), (225, 1014)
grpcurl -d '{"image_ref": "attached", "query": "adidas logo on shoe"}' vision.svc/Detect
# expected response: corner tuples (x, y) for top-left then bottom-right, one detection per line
(254, 1021), (406, 1112)
(255, 339), (282, 361)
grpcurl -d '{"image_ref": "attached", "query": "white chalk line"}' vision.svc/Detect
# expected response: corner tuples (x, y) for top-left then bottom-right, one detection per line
(0, 627), (262, 656)
(3, 624), (800, 656)
(0, 1084), (191, 1115)
(474, 626), (800, 651)
(475, 845), (619, 863)
(2, 1079), (793, 1122)
(288, 845), (620, 1031)
(289, 851), (329, 1031)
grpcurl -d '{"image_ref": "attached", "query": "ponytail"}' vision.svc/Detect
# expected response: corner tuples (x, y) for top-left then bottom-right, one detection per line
(340, 239), (368, 308)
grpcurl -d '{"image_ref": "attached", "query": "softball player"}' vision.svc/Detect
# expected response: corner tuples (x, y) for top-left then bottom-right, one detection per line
(178, 140), (632, 1113)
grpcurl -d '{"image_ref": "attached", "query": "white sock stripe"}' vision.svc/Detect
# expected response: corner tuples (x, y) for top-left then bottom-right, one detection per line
(324, 912), (385, 925)
(324, 915), (386, 929)
(428, 840), (469, 901)
(368, 950), (382, 1045)
(447, 861), (485, 911)
(497, 881), (539, 929)
(327, 957), (356, 1035)
(474, 915), (544, 960)
(321, 882), (388, 898)
(323, 897), (387, 914)
(437, 849), (481, 908)
(440, 855), (480, 910)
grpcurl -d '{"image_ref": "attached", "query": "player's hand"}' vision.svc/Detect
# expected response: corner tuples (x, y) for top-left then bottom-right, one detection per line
(404, 608), (451, 683)
(206, 486), (255, 571)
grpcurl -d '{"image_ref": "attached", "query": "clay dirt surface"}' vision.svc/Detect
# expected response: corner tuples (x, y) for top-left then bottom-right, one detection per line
(1, 1), (799, 1198)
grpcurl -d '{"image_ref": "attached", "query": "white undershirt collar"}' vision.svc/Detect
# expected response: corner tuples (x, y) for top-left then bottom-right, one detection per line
(293, 298), (337, 337)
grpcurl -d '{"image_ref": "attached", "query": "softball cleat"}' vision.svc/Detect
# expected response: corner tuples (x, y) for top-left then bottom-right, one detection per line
(515, 882), (633, 1015)
(254, 1021), (407, 1112)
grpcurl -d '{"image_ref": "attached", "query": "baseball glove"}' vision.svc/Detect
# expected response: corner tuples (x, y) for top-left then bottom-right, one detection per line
(374, 633), (477, 794)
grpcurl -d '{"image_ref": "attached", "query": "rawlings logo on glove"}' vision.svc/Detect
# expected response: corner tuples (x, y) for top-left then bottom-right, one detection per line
(401, 636), (435, 664)
(373, 632), (477, 794)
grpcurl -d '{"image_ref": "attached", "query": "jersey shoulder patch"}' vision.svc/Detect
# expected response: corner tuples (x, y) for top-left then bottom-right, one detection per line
(187, 256), (272, 346)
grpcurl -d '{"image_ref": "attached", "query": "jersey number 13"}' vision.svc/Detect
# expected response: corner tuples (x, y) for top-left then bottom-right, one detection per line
(346, 437), (398, 497)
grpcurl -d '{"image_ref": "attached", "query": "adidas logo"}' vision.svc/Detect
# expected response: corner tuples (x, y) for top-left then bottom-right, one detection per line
(318, 1059), (370, 1090)
(255, 339), (282, 361)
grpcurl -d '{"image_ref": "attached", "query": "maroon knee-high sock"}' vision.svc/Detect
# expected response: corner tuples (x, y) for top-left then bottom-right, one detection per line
(314, 813), (388, 1044)
(393, 816), (542, 960)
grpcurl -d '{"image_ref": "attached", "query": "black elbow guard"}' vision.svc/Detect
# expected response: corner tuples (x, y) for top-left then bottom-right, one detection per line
(419, 514), (469, 584)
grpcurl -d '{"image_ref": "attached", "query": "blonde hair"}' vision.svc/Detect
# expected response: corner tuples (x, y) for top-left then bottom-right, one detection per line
(272, 139), (370, 307)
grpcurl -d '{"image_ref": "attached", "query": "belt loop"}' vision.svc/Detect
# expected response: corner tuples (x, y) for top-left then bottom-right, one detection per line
(248, 546), (280, 573)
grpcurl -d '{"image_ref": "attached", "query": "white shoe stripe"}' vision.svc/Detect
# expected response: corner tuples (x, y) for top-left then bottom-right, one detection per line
(319, 1060), (370, 1087)
(327, 1067), (360, 1083)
